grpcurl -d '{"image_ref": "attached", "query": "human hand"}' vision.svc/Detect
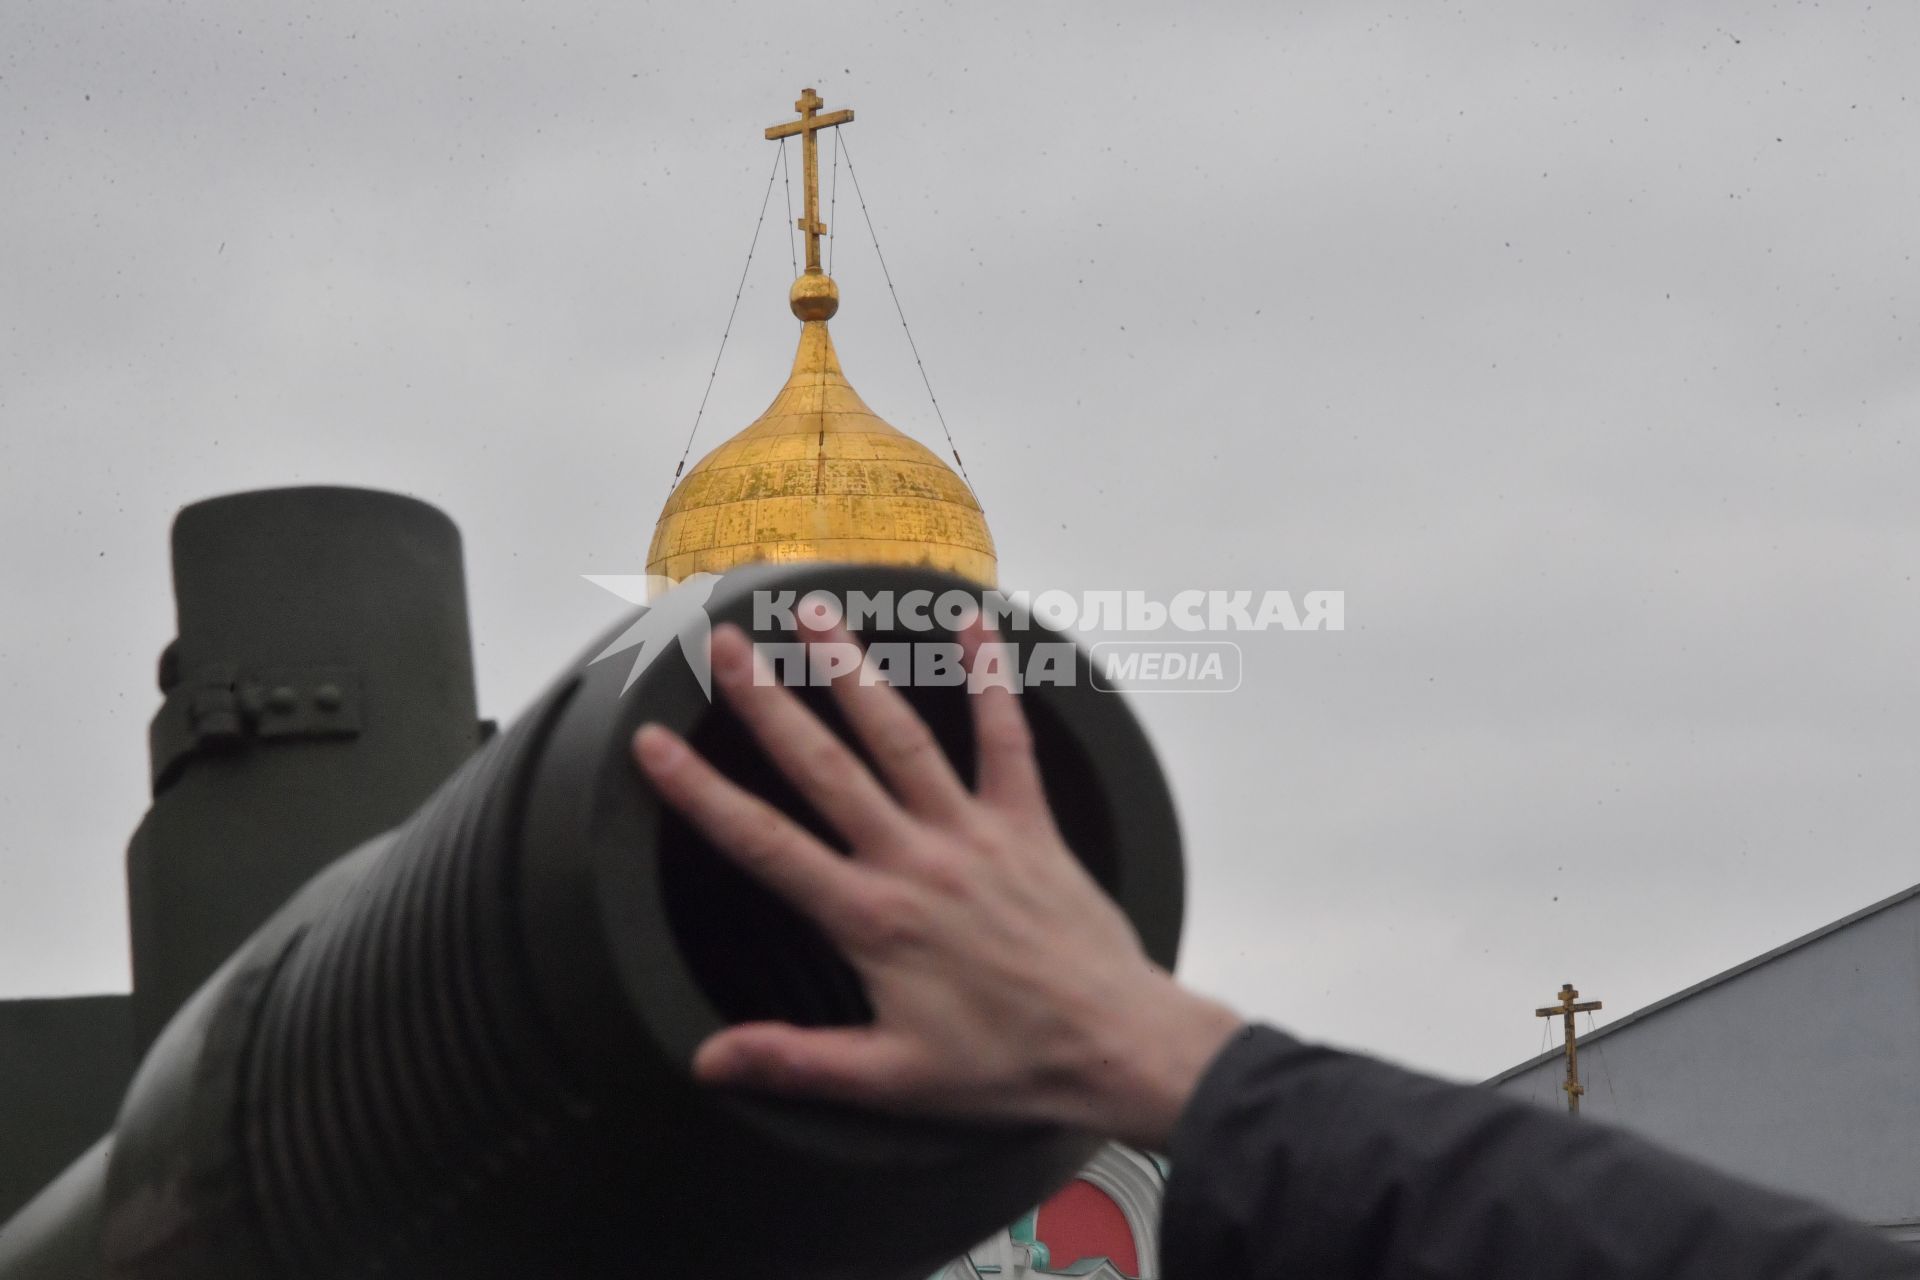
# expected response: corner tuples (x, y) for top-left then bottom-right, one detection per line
(630, 620), (1242, 1151)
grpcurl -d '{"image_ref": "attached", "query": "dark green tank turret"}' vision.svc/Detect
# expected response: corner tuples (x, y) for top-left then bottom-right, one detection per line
(1, 487), (485, 1233)
(128, 486), (487, 1050)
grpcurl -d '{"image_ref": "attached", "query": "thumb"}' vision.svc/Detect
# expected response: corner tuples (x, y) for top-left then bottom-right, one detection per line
(692, 1022), (921, 1104)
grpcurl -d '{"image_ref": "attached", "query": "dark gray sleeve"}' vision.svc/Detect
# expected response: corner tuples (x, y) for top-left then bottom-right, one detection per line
(1160, 1025), (1920, 1280)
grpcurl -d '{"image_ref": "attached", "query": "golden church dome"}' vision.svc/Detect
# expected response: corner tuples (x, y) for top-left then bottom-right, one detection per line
(646, 279), (996, 586)
(646, 88), (996, 587)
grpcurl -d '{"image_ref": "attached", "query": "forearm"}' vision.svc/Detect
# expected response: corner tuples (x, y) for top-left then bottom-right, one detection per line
(1162, 1026), (1918, 1280)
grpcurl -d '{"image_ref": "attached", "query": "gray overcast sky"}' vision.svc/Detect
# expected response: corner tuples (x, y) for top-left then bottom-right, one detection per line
(3, 1), (1917, 1081)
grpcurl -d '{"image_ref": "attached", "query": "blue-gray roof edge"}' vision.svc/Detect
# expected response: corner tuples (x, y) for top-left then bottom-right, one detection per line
(1483, 879), (1920, 1087)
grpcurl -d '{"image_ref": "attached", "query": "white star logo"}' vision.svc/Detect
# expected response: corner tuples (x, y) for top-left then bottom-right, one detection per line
(581, 572), (723, 697)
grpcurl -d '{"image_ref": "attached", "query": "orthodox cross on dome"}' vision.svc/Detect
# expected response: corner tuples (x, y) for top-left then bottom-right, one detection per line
(1534, 983), (1602, 1115)
(765, 87), (853, 276)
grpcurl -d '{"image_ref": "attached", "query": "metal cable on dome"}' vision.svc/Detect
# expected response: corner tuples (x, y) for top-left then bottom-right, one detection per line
(838, 134), (982, 508)
(828, 128), (840, 277)
(669, 143), (786, 489)
(780, 139), (798, 281)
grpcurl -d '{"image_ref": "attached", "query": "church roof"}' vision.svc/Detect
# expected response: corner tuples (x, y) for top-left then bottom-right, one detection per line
(1486, 879), (1920, 1086)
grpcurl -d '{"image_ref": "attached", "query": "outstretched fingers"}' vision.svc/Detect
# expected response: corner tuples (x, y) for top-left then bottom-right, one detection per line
(707, 624), (909, 850)
(957, 620), (1048, 813)
(633, 723), (876, 938)
(800, 617), (972, 824)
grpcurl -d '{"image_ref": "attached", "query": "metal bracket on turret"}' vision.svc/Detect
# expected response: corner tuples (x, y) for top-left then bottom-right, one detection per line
(148, 663), (363, 792)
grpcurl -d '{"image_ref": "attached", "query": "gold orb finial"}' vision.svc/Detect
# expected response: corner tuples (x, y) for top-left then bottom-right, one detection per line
(790, 271), (839, 322)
